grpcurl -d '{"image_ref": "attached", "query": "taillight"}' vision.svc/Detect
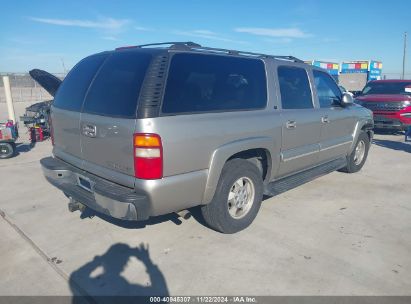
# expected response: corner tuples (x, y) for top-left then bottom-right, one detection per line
(133, 133), (163, 179)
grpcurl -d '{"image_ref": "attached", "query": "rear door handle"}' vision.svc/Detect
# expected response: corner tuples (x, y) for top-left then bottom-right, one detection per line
(321, 116), (330, 124)
(82, 124), (97, 138)
(286, 120), (297, 129)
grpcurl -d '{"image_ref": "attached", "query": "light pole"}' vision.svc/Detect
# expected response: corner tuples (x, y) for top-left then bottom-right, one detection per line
(402, 32), (407, 79)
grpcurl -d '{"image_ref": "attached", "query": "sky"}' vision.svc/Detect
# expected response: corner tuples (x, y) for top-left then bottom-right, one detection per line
(0, 0), (410, 76)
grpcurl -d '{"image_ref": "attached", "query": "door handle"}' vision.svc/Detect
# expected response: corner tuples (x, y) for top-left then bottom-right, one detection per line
(82, 124), (97, 138)
(321, 116), (330, 124)
(286, 120), (297, 129)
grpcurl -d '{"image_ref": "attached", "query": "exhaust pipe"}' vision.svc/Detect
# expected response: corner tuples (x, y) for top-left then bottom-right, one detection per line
(176, 210), (191, 220)
(68, 198), (86, 213)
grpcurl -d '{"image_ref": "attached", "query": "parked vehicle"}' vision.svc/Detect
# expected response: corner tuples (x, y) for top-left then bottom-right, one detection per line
(21, 69), (62, 143)
(37, 42), (374, 233)
(0, 120), (18, 159)
(355, 80), (411, 131)
(20, 100), (53, 143)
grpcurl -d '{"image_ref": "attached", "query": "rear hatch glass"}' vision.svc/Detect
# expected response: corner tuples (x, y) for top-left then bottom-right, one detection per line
(83, 52), (152, 117)
(51, 54), (108, 167)
(80, 51), (152, 185)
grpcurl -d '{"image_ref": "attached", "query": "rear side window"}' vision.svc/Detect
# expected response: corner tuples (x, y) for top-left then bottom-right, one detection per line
(278, 66), (313, 109)
(162, 53), (267, 114)
(83, 52), (152, 118)
(53, 55), (107, 111)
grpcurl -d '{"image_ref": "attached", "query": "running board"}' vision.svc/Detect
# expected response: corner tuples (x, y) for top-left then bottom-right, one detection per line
(264, 157), (347, 196)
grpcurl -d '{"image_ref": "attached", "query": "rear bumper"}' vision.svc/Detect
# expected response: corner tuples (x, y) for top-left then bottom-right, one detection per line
(40, 156), (208, 221)
(40, 157), (150, 221)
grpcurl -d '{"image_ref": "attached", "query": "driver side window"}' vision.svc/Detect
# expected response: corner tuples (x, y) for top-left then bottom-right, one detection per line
(313, 70), (342, 108)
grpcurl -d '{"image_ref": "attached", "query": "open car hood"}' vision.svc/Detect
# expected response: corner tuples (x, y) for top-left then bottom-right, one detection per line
(29, 69), (62, 97)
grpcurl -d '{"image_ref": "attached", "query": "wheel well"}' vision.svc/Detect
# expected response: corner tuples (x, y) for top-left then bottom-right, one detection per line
(227, 148), (271, 182)
(361, 125), (373, 141)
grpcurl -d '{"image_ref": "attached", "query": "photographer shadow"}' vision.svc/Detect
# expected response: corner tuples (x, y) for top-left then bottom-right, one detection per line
(69, 243), (169, 302)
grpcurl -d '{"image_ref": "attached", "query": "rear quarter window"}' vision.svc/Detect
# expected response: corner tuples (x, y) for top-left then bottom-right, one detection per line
(53, 54), (107, 112)
(82, 52), (152, 118)
(162, 53), (267, 114)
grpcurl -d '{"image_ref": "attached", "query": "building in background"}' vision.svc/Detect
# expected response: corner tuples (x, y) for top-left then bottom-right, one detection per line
(339, 60), (383, 93)
(340, 60), (383, 81)
(305, 60), (340, 81)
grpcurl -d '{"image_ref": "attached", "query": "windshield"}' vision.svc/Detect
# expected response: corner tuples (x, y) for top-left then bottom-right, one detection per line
(361, 82), (411, 95)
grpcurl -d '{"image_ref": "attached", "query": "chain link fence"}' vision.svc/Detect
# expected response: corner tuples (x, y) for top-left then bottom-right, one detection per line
(1, 71), (409, 103)
(0, 72), (66, 103)
(382, 73), (411, 80)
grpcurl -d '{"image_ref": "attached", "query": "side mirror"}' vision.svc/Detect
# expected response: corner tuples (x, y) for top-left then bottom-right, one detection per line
(341, 92), (353, 106)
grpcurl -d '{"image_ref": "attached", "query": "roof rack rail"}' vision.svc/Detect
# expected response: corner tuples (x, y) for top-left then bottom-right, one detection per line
(187, 45), (304, 63)
(137, 41), (201, 48)
(115, 42), (201, 51)
(272, 55), (305, 63)
(117, 41), (304, 63)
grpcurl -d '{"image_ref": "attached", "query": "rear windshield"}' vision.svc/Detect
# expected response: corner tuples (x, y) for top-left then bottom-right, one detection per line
(53, 54), (108, 112)
(362, 82), (411, 95)
(83, 52), (152, 118)
(162, 53), (267, 114)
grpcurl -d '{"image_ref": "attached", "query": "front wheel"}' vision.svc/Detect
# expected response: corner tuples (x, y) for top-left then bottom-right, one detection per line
(0, 142), (15, 159)
(201, 159), (263, 234)
(340, 132), (370, 173)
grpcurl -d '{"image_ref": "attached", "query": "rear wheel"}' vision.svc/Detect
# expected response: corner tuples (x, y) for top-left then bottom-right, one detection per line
(0, 142), (15, 159)
(340, 132), (370, 173)
(201, 159), (263, 234)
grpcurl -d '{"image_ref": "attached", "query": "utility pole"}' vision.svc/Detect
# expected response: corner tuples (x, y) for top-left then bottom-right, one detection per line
(60, 57), (67, 74)
(402, 32), (407, 79)
(3, 76), (16, 122)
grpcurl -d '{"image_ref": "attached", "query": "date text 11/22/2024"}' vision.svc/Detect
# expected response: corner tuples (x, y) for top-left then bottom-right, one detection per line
(149, 296), (257, 303)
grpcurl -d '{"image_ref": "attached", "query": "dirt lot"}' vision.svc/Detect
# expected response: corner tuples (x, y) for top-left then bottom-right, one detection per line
(0, 124), (410, 297)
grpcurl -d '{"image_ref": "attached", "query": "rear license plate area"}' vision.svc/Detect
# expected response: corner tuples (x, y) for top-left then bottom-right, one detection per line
(77, 176), (93, 192)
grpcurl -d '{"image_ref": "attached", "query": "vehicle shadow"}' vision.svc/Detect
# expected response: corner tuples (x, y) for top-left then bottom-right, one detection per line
(373, 128), (404, 136)
(373, 139), (411, 153)
(69, 243), (169, 302)
(79, 208), (184, 229)
(15, 142), (35, 154)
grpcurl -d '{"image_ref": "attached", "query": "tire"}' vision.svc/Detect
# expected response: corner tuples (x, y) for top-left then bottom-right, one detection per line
(340, 132), (370, 173)
(0, 142), (15, 159)
(201, 159), (264, 234)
